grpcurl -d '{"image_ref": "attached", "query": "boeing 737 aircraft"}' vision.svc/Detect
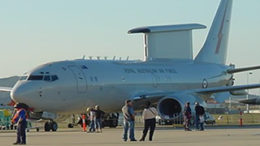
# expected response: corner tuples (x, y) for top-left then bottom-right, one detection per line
(1, 0), (260, 131)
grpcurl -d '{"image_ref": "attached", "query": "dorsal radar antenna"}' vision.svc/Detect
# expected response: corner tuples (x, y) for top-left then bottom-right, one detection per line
(104, 57), (108, 60)
(113, 56), (116, 60)
(97, 56), (100, 60)
(126, 56), (129, 61)
(128, 24), (206, 61)
(82, 55), (86, 59)
(89, 56), (93, 60)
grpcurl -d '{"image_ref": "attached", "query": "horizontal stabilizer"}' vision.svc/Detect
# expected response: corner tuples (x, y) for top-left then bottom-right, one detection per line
(0, 87), (12, 92)
(227, 65), (260, 74)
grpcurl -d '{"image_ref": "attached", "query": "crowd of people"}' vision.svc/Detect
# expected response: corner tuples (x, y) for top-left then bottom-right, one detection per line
(10, 100), (206, 144)
(122, 100), (158, 142)
(78, 105), (105, 133)
(122, 100), (206, 142)
(183, 102), (205, 131)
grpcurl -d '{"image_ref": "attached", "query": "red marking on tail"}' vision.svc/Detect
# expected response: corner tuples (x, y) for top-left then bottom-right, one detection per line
(215, 5), (228, 54)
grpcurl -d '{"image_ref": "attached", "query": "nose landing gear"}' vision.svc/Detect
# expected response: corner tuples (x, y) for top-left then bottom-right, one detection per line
(44, 121), (58, 132)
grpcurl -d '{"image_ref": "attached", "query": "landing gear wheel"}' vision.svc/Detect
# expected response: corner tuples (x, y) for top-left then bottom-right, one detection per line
(44, 122), (51, 132)
(68, 123), (74, 128)
(44, 121), (58, 132)
(51, 121), (58, 131)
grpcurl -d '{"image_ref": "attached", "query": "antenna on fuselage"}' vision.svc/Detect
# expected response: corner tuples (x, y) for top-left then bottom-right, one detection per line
(113, 56), (116, 60)
(89, 56), (93, 60)
(82, 55), (86, 59)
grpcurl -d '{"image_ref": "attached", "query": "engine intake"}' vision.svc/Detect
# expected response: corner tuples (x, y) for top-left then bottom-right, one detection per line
(158, 97), (182, 120)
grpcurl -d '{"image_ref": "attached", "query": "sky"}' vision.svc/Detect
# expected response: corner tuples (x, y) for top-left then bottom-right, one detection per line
(0, 0), (260, 94)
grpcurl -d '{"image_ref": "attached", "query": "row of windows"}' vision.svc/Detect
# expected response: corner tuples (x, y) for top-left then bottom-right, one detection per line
(25, 75), (59, 81)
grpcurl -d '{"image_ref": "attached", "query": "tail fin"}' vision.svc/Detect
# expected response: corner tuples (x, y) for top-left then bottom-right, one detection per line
(195, 0), (233, 64)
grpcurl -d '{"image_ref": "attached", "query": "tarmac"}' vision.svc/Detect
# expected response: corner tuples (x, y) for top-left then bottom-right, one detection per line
(1, 126), (260, 146)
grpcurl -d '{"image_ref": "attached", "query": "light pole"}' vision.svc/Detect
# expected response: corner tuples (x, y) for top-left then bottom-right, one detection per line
(246, 72), (253, 113)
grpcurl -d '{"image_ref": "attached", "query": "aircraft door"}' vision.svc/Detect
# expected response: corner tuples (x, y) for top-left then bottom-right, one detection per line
(152, 74), (160, 88)
(68, 65), (87, 93)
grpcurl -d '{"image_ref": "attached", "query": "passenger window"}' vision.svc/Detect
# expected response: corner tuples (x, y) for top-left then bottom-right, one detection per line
(44, 75), (51, 81)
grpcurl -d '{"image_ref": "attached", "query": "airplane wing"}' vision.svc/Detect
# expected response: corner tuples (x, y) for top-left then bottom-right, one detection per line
(0, 87), (12, 92)
(133, 84), (260, 100)
(192, 84), (260, 94)
(227, 65), (260, 74)
(0, 105), (14, 110)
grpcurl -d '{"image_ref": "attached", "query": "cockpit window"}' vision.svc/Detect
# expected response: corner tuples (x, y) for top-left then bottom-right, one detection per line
(43, 75), (51, 81)
(28, 75), (43, 80)
(28, 74), (58, 82)
(19, 76), (28, 80)
(51, 75), (58, 81)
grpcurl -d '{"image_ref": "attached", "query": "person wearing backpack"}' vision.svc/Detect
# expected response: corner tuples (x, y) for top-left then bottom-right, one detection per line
(140, 101), (158, 141)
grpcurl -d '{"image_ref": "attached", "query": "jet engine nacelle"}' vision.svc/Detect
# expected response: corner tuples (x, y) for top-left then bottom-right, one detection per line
(157, 94), (205, 120)
(29, 111), (70, 122)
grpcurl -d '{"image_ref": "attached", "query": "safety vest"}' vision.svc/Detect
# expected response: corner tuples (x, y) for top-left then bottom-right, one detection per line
(11, 108), (27, 123)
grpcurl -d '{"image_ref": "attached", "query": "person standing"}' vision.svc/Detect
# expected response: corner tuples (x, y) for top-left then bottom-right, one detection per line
(183, 102), (192, 131)
(12, 104), (27, 145)
(122, 100), (137, 142)
(140, 101), (158, 141)
(94, 105), (105, 133)
(88, 107), (96, 133)
(195, 102), (205, 131)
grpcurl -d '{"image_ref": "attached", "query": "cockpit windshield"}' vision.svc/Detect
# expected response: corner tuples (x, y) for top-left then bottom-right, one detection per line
(19, 76), (28, 81)
(28, 75), (58, 82)
(28, 75), (43, 80)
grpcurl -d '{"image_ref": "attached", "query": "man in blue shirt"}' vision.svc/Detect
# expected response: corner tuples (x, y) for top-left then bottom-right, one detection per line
(12, 104), (27, 145)
(122, 100), (136, 141)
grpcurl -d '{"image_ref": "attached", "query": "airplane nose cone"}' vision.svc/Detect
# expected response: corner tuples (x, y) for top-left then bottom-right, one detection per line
(11, 85), (30, 104)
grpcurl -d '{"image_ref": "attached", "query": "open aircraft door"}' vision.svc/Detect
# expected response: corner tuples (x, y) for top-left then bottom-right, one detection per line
(68, 65), (87, 93)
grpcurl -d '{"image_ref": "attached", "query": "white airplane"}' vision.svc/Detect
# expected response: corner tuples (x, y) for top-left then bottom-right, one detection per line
(1, 0), (260, 131)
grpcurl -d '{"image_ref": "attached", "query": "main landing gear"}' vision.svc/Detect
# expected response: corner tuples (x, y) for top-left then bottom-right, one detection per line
(103, 113), (119, 128)
(44, 120), (58, 132)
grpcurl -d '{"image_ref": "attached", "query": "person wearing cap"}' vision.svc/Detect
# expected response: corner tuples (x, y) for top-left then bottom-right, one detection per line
(94, 105), (105, 133)
(195, 102), (205, 131)
(122, 100), (137, 142)
(12, 104), (27, 145)
(140, 101), (158, 141)
(183, 102), (192, 131)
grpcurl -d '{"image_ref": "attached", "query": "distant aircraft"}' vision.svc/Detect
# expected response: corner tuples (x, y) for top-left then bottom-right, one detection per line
(1, 0), (260, 131)
(239, 96), (260, 105)
(0, 90), (15, 110)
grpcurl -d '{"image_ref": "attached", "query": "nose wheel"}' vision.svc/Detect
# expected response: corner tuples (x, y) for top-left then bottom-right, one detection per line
(44, 121), (58, 132)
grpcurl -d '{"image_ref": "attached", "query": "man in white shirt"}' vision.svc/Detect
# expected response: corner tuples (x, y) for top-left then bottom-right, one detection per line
(140, 101), (158, 141)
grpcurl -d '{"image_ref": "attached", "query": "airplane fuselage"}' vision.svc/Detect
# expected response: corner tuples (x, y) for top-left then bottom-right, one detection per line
(11, 59), (232, 114)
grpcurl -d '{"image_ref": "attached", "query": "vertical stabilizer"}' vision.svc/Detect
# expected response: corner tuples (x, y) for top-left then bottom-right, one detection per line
(195, 0), (233, 64)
